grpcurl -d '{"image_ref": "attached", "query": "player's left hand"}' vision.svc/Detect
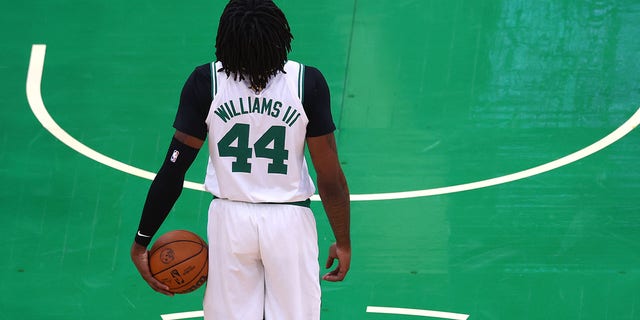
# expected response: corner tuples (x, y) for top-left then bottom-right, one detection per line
(322, 242), (351, 282)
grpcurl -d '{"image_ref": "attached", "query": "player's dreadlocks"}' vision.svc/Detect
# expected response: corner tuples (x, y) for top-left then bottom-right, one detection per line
(216, 0), (293, 92)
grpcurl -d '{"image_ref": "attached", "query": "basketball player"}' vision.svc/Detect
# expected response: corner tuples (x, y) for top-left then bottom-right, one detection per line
(130, 1), (351, 319)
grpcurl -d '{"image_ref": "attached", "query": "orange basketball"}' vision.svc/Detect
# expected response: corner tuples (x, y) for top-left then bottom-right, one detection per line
(148, 230), (208, 294)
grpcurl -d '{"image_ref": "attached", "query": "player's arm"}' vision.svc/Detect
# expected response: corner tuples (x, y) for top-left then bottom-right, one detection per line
(307, 133), (351, 282)
(130, 131), (204, 296)
(131, 64), (211, 295)
(303, 65), (351, 282)
(133, 131), (204, 246)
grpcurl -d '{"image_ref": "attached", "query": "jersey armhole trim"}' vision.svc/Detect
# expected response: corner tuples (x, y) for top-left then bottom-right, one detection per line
(211, 62), (218, 98)
(298, 64), (305, 101)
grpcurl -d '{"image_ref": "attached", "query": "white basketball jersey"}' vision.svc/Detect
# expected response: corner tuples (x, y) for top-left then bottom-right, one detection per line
(204, 61), (316, 203)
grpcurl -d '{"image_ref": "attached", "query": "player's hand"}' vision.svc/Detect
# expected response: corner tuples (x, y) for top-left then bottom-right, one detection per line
(322, 242), (351, 282)
(130, 242), (174, 296)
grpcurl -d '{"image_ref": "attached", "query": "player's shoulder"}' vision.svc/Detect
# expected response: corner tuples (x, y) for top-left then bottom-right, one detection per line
(193, 63), (214, 79)
(285, 60), (320, 73)
(303, 65), (323, 80)
(184, 63), (214, 94)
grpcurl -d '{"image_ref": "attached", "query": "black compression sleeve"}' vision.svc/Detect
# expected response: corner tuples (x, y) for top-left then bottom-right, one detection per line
(173, 65), (212, 140)
(303, 66), (336, 137)
(134, 137), (200, 247)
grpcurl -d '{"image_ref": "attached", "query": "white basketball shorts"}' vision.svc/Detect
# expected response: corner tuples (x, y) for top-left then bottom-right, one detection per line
(203, 198), (321, 320)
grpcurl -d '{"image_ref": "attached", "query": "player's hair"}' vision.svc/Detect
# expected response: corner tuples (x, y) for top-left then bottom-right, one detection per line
(215, 0), (293, 91)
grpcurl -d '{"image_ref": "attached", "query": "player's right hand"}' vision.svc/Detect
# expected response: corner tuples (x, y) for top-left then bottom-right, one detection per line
(130, 242), (175, 296)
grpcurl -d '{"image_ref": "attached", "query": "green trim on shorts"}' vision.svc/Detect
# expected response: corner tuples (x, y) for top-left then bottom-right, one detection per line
(212, 196), (311, 208)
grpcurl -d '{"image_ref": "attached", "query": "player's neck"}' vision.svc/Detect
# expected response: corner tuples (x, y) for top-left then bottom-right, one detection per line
(249, 85), (264, 94)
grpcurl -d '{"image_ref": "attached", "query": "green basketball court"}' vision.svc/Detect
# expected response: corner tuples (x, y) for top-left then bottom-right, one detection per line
(1, 1), (639, 319)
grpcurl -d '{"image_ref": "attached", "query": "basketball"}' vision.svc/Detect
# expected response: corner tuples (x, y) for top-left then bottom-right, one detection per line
(148, 230), (208, 294)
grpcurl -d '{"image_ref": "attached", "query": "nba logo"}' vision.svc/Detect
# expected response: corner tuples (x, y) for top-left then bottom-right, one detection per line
(170, 269), (185, 285)
(170, 150), (180, 163)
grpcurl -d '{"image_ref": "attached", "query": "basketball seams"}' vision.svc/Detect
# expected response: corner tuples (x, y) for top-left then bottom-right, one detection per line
(149, 240), (206, 276)
(174, 259), (208, 293)
(149, 239), (203, 256)
(148, 230), (208, 294)
(150, 250), (206, 277)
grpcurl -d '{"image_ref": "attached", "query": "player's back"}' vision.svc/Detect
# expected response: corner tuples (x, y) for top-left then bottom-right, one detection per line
(204, 61), (315, 203)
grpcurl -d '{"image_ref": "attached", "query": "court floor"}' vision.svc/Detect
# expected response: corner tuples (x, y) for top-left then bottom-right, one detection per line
(1, 0), (640, 319)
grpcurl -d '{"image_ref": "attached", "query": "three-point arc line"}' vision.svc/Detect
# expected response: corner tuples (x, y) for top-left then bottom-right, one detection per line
(26, 44), (639, 319)
(26, 44), (640, 202)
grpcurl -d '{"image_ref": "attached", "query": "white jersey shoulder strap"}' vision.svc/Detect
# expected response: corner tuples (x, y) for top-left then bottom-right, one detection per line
(283, 61), (305, 101)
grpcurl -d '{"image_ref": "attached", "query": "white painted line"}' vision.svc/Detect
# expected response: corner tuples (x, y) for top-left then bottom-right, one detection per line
(26, 44), (640, 201)
(367, 306), (469, 320)
(351, 105), (640, 201)
(160, 310), (204, 320)
(160, 307), (470, 319)
(26, 44), (205, 191)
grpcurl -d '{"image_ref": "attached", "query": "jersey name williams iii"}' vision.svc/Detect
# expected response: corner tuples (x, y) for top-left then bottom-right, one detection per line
(204, 61), (315, 203)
